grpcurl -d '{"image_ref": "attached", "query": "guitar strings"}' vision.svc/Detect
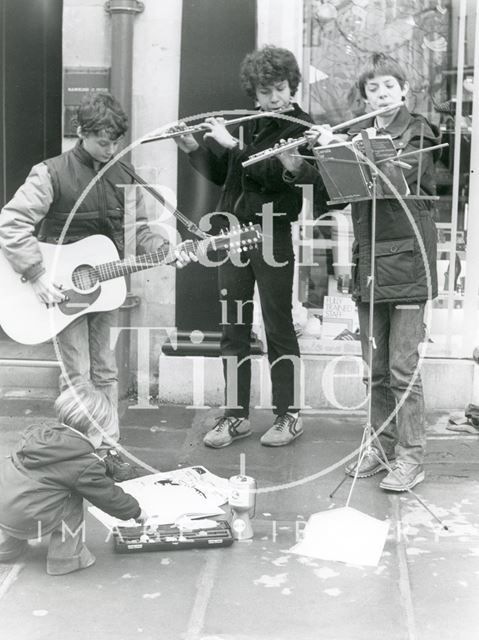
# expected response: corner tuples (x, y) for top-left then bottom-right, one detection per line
(72, 227), (255, 287)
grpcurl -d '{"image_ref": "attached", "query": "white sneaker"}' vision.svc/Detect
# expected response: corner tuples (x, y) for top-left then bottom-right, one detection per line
(260, 413), (303, 447)
(203, 417), (252, 448)
(379, 460), (425, 491)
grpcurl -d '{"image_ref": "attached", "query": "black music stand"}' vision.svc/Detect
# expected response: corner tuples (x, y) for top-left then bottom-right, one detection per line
(312, 130), (448, 529)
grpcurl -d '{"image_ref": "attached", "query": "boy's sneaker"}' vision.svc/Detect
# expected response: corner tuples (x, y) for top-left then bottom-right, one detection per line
(104, 449), (142, 482)
(344, 446), (392, 478)
(379, 460), (425, 492)
(260, 413), (303, 447)
(203, 417), (251, 448)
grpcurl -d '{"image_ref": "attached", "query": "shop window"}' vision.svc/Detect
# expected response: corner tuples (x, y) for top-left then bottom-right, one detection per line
(299, 0), (477, 354)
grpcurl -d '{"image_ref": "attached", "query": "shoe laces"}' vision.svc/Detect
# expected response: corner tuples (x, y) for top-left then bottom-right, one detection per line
(213, 417), (236, 434)
(106, 450), (127, 464)
(273, 414), (294, 433)
(391, 459), (413, 474)
(363, 445), (381, 459)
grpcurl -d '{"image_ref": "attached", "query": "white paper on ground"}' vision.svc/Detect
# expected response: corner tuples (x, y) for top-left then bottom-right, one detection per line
(289, 506), (390, 567)
(152, 465), (230, 506)
(88, 467), (227, 529)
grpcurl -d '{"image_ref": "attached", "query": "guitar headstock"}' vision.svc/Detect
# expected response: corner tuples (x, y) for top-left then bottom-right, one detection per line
(212, 223), (262, 254)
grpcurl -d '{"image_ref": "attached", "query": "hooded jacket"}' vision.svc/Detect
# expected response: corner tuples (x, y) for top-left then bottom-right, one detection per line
(0, 423), (141, 536)
(188, 103), (313, 229)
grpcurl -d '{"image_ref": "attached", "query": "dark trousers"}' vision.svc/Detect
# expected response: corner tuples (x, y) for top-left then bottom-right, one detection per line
(219, 230), (300, 418)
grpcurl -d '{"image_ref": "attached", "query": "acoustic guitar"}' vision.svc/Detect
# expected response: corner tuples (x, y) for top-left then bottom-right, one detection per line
(0, 224), (261, 345)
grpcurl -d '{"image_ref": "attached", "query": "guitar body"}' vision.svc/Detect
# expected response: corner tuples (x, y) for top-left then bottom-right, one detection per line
(0, 235), (126, 345)
(0, 224), (263, 345)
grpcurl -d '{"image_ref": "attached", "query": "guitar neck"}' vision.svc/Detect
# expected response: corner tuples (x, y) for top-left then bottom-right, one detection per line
(95, 238), (210, 282)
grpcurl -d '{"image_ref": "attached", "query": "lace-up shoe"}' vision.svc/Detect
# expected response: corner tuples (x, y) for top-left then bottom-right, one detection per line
(260, 413), (303, 447)
(203, 417), (251, 448)
(104, 449), (143, 482)
(379, 460), (425, 491)
(344, 446), (392, 478)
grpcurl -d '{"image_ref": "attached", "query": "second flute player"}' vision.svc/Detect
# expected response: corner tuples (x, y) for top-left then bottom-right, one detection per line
(175, 46), (316, 448)
(278, 53), (441, 491)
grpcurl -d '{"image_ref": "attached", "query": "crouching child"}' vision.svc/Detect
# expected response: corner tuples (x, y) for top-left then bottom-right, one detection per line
(0, 383), (147, 575)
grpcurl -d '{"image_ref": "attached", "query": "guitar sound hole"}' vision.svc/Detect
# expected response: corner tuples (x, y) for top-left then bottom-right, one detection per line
(72, 265), (99, 291)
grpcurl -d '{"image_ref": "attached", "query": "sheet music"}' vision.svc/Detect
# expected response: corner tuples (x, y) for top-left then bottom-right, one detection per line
(88, 466), (229, 529)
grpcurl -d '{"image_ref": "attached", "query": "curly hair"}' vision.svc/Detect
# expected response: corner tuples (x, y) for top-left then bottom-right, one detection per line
(75, 92), (128, 139)
(239, 45), (301, 98)
(357, 53), (407, 99)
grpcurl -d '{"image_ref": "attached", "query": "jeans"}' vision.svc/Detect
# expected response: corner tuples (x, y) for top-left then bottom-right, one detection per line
(46, 493), (91, 573)
(55, 309), (120, 442)
(0, 493), (90, 573)
(219, 230), (301, 417)
(357, 302), (426, 465)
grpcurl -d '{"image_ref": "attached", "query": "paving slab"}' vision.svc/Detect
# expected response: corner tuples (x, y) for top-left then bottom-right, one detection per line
(0, 405), (479, 639)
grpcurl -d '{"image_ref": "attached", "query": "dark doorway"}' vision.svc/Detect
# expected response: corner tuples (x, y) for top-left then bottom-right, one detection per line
(0, 0), (62, 349)
(0, 0), (63, 206)
(175, 0), (257, 338)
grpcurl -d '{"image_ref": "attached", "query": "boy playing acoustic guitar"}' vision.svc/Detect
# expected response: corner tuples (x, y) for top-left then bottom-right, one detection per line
(0, 92), (186, 479)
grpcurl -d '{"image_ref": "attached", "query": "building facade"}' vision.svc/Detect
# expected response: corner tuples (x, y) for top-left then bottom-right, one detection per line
(1, 0), (478, 412)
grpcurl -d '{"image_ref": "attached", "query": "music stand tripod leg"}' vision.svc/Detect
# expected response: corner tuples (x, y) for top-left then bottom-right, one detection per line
(329, 162), (380, 499)
(346, 443), (448, 530)
(329, 416), (378, 499)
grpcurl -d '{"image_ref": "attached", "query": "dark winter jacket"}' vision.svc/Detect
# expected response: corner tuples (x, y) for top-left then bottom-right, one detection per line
(0, 423), (141, 536)
(287, 106), (440, 303)
(347, 106), (440, 303)
(188, 103), (313, 229)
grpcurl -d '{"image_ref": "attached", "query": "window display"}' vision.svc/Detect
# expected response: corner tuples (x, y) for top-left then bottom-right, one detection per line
(300, 0), (476, 354)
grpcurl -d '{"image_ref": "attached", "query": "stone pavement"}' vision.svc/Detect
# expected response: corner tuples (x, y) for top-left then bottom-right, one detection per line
(0, 399), (478, 640)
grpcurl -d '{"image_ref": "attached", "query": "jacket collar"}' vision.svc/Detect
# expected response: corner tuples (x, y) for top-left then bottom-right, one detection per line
(72, 139), (100, 169)
(348, 104), (412, 139)
(253, 101), (303, 133)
